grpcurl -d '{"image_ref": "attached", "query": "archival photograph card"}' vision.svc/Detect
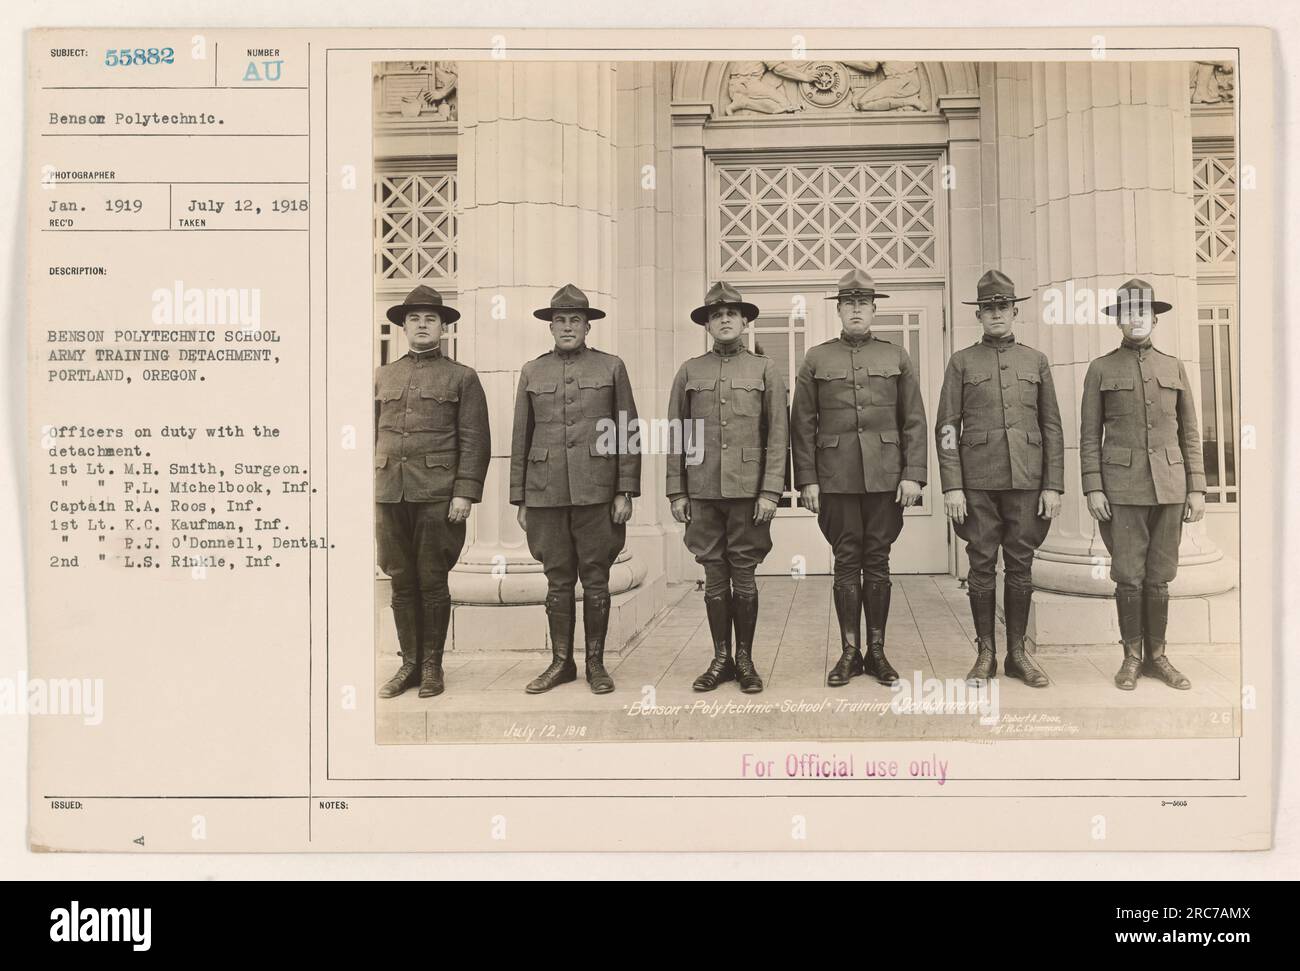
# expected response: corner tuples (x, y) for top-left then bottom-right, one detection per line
(24, 26), (1275, 851)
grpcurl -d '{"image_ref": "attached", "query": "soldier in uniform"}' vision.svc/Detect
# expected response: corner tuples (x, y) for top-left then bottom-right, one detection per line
(511, 284), (641, 695)
(1081, 279), (1206, 691)
(792, 269), (929, 687)
(935, 270), (1064, 688)
(375, 286), (490, 699)
(667, 283), (790, 694)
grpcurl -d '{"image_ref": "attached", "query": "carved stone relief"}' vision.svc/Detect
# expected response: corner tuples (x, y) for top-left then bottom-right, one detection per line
(374, 61), (458, 121)
(1190, 61), (1234, 104)
(722, 60), (931, 117)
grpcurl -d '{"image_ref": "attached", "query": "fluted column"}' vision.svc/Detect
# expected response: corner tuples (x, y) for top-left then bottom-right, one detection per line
(988, 61), (1234, 596)
(449, 61), (643, 604)
(615, 62), (677, 578)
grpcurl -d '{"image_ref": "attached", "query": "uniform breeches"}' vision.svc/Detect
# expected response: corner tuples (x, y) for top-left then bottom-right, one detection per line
(952, 488), (1051, 595)
(817, 492), (904, 588)
(376, 499), (467, 609)
(525, 503), (626, 600)
(1098, 503), (1184, 597)
(684, 498), (773, 598)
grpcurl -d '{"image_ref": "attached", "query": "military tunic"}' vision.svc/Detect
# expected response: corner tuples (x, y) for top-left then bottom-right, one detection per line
(510, 344), (641, 598)
(791, 333), (928, 585)
(374, 346), (490, 606)
(792, 334), (929, 494)
(666, 341), (788, 590)
(1080, 339), (1205, 594)
(934, 334), (1065, 595)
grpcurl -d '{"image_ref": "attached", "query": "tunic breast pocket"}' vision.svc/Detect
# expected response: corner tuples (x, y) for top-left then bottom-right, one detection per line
(729, 375), (765, 417)
(578, 374), (614, 419)
(867, 364), (901, 406)
(686, 378), (718, 417)
(528, 381), (559, 422)
(375, 382), (405, 428)
(417, 384), (460, 427)
(1101, 376), (1135, 417)
(1017, 369), (1041, 407)
(813, 368), (850, 409)
(1154, 372), (1183, 416)
(962, 370), (993, 408)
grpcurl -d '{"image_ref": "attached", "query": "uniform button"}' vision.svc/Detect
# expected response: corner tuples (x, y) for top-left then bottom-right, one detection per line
(410, 384), (418, 389)
(1000, 364), (1008, 370)
(721, 420), (728, 427)
(722, 443), (728, 449)
(1147, 423), (1153, 428)
(402, 432), (409, 437)
(858, 426), (864, 432)
(567, 398), (575, 405)
(1146, 399), (1153, 405)
(720, 398), (727, 404)
(566, 376), (574, 384)
(856, 404), (863, 410)
(1144, 376), (1152, 383)
(400, 456), (407, 462)
(1149, 448), (1156, 454)
(568, 419), (575, 426)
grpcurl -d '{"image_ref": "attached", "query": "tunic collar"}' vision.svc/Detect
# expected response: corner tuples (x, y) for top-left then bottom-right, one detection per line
(980, 333), (1016, 349)
(554, 343), (588, 361)
(840, 330), (871, 348)
(407, 345), (442, 361)
(712, 338), (745, 357)
(1121, 337), (1154, 353)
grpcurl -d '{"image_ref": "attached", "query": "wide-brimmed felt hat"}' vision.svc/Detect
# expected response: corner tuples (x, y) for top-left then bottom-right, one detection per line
(1101, 277), (1172, 316)
(690, 282), (760, 326)
(533, 283), (607, 321)
(961, 269), (1031, 306)
(386, 285), (461, 326)
(824, 268), (890, 302)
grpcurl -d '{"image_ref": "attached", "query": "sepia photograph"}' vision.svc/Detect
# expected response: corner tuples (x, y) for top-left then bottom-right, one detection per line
(368, 56), (1243, 746)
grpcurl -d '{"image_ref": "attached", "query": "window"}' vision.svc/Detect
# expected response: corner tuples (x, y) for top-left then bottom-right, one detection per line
(1192, 150), (1236, 268)
(716, 159), (938, 277)
(375, 169), (458, 286)
(1197, 306), (1237, 504)
(374, 164), (459, 363)
(1193, 137), (1238, 507)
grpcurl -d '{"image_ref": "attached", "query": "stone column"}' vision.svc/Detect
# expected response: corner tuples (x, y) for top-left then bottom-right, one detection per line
(985, 61), (1235, 616)
(666, 100), (712, 582)
(939, 91), (984, 580)
(448, 61), (644, 618)
(615, 62), (676, 582)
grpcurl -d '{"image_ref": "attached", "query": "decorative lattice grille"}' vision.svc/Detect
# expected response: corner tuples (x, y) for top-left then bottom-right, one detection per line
(375, 171), (458, 284)
(717, 161), (937, 274)
(1192, 153), (1236, 266)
